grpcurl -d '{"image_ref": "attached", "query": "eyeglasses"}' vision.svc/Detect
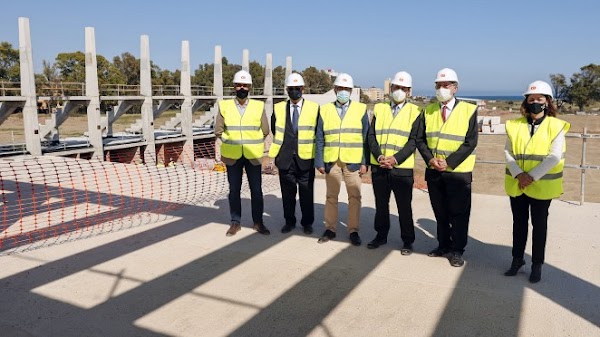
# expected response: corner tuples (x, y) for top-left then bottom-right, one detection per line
(391, 86), (411, 92)
(435, 82), (457, 89)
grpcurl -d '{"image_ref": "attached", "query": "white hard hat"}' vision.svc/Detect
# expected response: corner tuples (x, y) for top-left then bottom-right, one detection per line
(286, 73), (305, 87)
(523, 80), (553, 99)
(233, 70), (252, 85)
(333, 73), (354, 88)
(391, 71), (412, 87)
(435, 68), (459, 83)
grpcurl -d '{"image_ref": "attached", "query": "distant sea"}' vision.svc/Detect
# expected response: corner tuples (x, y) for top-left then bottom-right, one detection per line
(466, 95), (523, 101)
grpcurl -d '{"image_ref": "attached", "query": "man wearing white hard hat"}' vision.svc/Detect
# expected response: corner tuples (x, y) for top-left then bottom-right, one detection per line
(315, 73), (369, 246)
(268, 73), (319, 235)
(366, 71), (421, 254)
(416, 68), (478, 267)
(214, 70), (271, 236)
(503, 80), (570, 283)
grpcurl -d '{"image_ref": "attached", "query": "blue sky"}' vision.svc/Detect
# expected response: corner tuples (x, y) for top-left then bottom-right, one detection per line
(1, 0), (599, 96)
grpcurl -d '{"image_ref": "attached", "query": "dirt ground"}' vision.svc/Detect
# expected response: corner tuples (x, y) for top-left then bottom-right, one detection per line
(2, 111), (600, 203)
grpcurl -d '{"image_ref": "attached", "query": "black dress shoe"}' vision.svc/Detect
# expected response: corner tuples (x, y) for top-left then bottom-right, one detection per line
(318, 229), (336, 243)
(252, 223), (271, 235)
(449, 252), (465, 267)
(529, 264), (542, 283)
(367, 237), (387, 249)
(427, 247), (449, 257)
(349, 232), (362, 246)
(303, 225), (313, 235)
(400, 243), (413, 255)
(504, 258), (525, 276)
(281, 224), (295, 234)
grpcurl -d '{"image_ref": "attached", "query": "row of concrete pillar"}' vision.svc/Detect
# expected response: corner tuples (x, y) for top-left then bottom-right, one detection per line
(7, 17), (293, 161)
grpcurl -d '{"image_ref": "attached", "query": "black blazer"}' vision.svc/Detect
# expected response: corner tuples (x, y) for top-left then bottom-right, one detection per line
(416, 99), (478, 183)
(271, 101), (316, 171)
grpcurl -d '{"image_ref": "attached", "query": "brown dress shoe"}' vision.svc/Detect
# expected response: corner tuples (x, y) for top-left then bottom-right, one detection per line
(226, 223), (241, 236)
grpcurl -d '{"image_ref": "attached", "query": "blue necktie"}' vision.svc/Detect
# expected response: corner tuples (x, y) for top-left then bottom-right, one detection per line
(292, 104), (299, 133)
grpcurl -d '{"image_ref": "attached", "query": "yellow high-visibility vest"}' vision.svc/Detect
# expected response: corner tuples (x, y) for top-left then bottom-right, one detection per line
(268, 100), (319, 159)
(505, 116), (570, 200)
(219, 99), (264, 160)
(321, 101), (367, 164)
(370, 102), (421, 168)
(424, 101), (477, 172)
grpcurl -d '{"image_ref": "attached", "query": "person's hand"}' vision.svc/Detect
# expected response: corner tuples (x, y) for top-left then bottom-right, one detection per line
(318, 167), (325, 174)
(437, 158), (448, 172)
(517, 172), (533, 189)
(359, 165), (367, 175)
(428, 158), (444, 171)
(380, 156), (395, 169)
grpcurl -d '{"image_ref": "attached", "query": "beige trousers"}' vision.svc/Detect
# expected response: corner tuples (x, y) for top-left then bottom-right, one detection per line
(324, 160), (362, 233)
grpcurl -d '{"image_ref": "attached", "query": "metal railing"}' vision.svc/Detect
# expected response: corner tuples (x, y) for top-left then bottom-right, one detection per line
(1, 81), (290, 97)
(477, 127), (600, 205)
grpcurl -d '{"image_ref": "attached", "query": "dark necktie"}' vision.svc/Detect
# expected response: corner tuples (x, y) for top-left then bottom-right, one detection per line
(442, 105), (448, 122)
(292, 104), (299, 133)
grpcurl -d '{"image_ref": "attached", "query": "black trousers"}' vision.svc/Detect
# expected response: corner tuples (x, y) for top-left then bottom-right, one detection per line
(278, 157), (315, 227)
(509, 194), (552, 265)
(372, 169), (415, 244)
(427, 173), (472, 253)
(226, 157), (263, 224)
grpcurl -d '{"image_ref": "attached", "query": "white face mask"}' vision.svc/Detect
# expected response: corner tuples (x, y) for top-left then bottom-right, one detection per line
(391, 89), (407, 103)
(435, 87), (453, 102)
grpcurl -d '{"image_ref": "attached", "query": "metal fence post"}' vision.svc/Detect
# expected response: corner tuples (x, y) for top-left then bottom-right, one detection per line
(580, 127), (587, 206)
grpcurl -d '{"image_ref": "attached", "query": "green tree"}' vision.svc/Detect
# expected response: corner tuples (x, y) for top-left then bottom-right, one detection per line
(112, 52), (140, 85)
(301, 66), (332, 94)
(549, 73), (568, 107)
(273, 65), (286, 89)
(567, 64), (600, 111)
(249, 61), (264, 88)
(0, 41), (20, 81)
(55, 51), (86, 82)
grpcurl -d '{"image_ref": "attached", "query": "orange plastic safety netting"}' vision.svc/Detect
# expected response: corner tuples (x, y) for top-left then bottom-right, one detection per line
(0, 141), (280, 254)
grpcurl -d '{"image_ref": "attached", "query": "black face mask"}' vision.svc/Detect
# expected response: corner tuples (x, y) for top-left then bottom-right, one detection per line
(526, 102), (545, 114)
(236, 88), (249, 99)
(287, 88), (302, 100)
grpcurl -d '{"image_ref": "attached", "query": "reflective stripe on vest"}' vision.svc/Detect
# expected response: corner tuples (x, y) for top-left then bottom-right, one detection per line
(268, 100), (319, 159)
(321, 101), (367, 163)
(424, 101), (477, 172)
(219, 99), (265, 160)
(504, 116), (570, 200)
(370, 102), (421, 168)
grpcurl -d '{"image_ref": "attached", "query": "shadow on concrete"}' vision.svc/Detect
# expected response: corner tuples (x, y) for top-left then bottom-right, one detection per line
(0, 183), (598, 336)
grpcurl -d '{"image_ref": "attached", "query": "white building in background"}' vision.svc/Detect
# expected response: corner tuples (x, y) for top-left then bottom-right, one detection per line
(362, 87), (384, 102)
(384, 78), (391, 97)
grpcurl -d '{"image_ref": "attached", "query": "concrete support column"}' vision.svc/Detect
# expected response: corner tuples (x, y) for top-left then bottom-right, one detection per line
(180, 40), (194, 164)
(85, 27), (103, 159)
(213, 45), (223, 161)
(264, 53), (274, 122)
(242, 49), (249, 72)
(140, 35), (156, 163)
(18, 17), (41, 156)
(213, 45), (223, 97)
(285, 56), (292, 80)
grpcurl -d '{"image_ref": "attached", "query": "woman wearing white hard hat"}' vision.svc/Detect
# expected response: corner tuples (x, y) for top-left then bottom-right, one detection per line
(504, 80), (570, 283)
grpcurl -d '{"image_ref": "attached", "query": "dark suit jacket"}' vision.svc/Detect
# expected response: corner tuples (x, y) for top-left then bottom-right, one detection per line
(270, 100), (317, 171)
(416, 99), (478, 183)
(367, 110), (422, 177)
